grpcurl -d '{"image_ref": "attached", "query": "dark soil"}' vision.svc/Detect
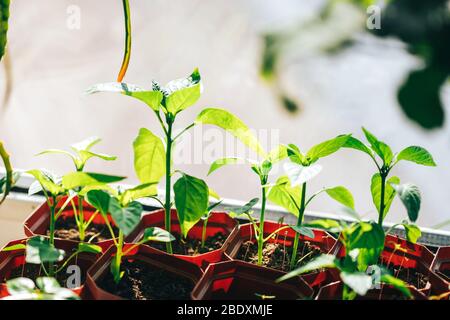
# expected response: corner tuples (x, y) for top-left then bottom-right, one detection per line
(150, 232), (226, 255)
(438, 269), (450, 282)
(99, 260), (194, 300)
(237, 239), (322, 272)
(47, 216), (119, 243)
(386, 264), (429, 290)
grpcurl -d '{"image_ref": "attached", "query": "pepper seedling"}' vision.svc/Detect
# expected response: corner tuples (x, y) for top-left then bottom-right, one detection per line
(267, 135), (354, 269)
(36, 137), (117, 242)
(277, 218), (412, 300)
(200, 191), (223, 249)
(0, 141), (17, 205)
(3, 277), (80, 300)
(87, 69), (213, 254)
(86, 189), (174, 284)
(343, 127), (436, 242)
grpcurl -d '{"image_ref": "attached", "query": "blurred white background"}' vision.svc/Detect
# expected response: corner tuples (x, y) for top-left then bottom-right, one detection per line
(0, 0), (449, 229)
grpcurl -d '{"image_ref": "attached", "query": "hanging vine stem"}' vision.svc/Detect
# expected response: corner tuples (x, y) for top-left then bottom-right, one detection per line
(0, 141), (12, 205)
(117, 0), (131, 82)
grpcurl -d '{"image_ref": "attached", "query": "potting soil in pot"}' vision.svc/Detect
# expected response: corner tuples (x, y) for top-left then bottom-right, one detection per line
(237, 240), (322, 272)
(46, 217), (119, 243)
(385, 264), (429, 290)
(98, 260), (195, 300)
(150, 232), (226, 255)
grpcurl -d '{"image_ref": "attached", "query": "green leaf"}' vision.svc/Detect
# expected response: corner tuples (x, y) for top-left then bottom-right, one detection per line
(6, 278), (36, 295)
(267, 176), (301, 215)
(362, 127), (394, 165)
(173, 173), (209, 238)
(108, 198), (143, 236)
(284, 162), (322, 186)
(391, 183), (421, 222)
(340, 271), (373, 296)
(2, 243), (27, 251)
(86, 82), (163, 111)
(226, 198), (259, 218)
(325, 186), (355, 210)
(0, 0), (10, 61)
(195, 108), (266, 157)
(70, 136), (101, 152)
(286, 144), (304, 164)
(291, 226), (315, 238)
(401, 223), (421, 243)
(86, 190), (111, 215)
(397, 146), (436, 167)
(36, 149), (76, 162)
(306, 134), (351, 163)
(27, 169), (64, 196)
(120, 182), (158, 205)
(267, 145), (288, 163)
(77, 150), (117, 165)
(379, 273), (412, 298)
(304, 219), (342, 233)
(346, 222), (385, 252)
(77, 243), (102, 254)
(207, 157), (240, 176)
(277, 254), (336, 282)
(165, 69), (202, 114)
(36, 277), (61, 293)
(26, 236), (65, 264)
(133, 128), (166, 184)
(143, 227), (175, 243)
(208, 188), (221, 200)
(371, 174), (400, 219)
(343, 136), (373, 157)
(62, 172), (126, 190)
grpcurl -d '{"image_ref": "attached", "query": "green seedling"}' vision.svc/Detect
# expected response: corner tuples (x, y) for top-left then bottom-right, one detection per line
(3, 277), (80, 300)
(0, 141), (16, 205)
(343, 128), (436, 241)
(200, 195), (223, 249)
(86, 189), (174, 284)
(36, 137), (117, 242)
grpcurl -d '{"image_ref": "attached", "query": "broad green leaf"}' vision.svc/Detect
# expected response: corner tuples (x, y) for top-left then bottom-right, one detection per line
(207, 157), (240, 176)
(362, 127), (394, 165)
(86, 190), (111, 215)
(391, 183), (421, 222)
(284, 162), (322, 186)
(304, 219), (342, 233)
(195, 108), (266, 157)
(226, 198), (259, 218)
(340, 271), (373, 296)
(173, 173), (209, 237)
(27, 169), (64, 196)
(286, 144), (304, 164)
(62, 172), (126, 190)
(277, 254), (336, 282)
(77, 243), (102, 254)
(6, 278), (35, 295)
(26, 236), (65, 264)
(78, 150), (117, 165)
(70, 136), (101, 152)
(143, 227), (175, 243)
(402, 223), (421, 243)
(346, 221), (385, 252)
(2, 243), (27, 251)
(396, 146), (436, 167)
(291, 226), (315, 239)
(343, 136), (373, 157)
(371, 174), (400, 219)
(108, 198), (143, 236)
(133, 128), (166, 184)
(325, 186), (355, 210)
(267, 176), (301, 215)
(306, 134), (351, 163)
(379, 273), (412, 298)
(120, 182), (158, 205)
(165, 83), (201, 114)
(78, 184), (117, 197)
(86, 82), (163, 111)
(267, 145), (288, 163)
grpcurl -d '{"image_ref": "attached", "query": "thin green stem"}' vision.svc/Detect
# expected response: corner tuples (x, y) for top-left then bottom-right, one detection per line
(48, 196), (57, 276)
(78, 195), (85, 242)
(112, 231), (124, 284)
(257, 180), (268, 266)
(173, 123), (195, 142)
(201, 218), (208, 248)
(164, 118), (174, 254)
(290, 182), (307, 270)
(117, 0), (131, 82)
(378, 173), (387, 226)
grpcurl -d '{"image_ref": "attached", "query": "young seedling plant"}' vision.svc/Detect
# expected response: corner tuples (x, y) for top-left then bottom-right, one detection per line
(277, 216), (412, 300)
(3, 277), (79, 300)
(343, 128), (436, 244)
(267, 135), (355, 269)
(87, 69), (217, 254)
(36, 137), (117, 242)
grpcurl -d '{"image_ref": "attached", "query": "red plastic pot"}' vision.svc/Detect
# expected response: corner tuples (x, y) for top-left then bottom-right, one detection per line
(85, 243), (204, 300)
(315, 280), (428, 300)
(191, 260), (313, 300)
(24, 196), (131, 251)
(128, 209), (238, 270)
(0, 238), (100, 299)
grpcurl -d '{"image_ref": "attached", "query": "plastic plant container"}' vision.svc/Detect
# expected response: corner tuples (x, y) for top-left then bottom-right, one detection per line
(128, 209), (238, 270)
(191, 260), (313, 300)
(85, 243), (204, 300)
(431, 246), (450, 284)
(0, 238), (100, 298)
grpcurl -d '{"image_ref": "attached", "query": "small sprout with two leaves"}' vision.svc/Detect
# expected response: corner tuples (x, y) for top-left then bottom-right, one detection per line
(3, 277), (79, 300)
(277, 218), (412, 300)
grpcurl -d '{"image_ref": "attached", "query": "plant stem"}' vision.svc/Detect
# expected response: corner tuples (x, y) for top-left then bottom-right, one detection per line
(164, 119), (174, 254)
(112, 231), (124, 284)
(48, 196), (57, 276)
(290, 182), (307, 270)
(378, 173), (387, 226)
(201, 218), (208, 248)
(117, 0), (131, 82)
(78, 195), (85, 242)
(257, 182), (267, 266)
